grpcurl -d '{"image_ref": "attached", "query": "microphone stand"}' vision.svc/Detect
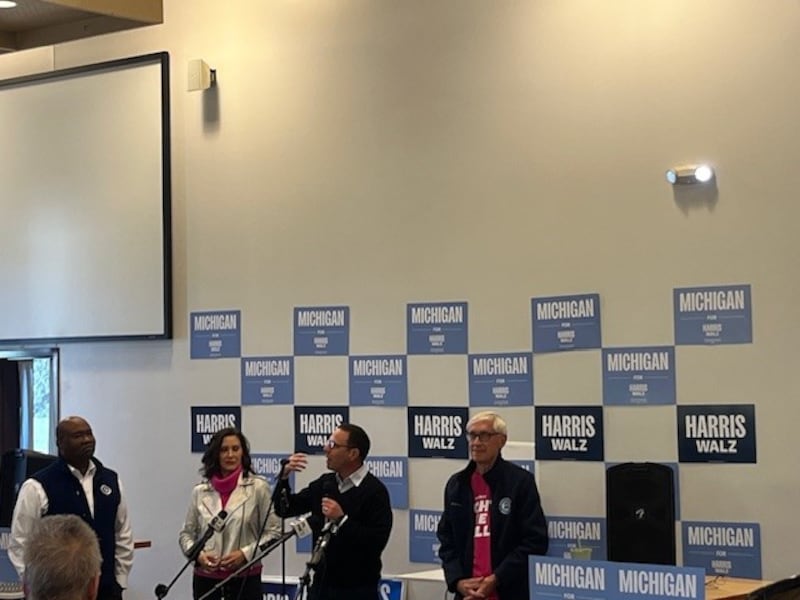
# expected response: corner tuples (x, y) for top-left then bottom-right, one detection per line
(153, 552), (198, 599)
(294, 523), (338, 600)
(197, 530), (298, 600)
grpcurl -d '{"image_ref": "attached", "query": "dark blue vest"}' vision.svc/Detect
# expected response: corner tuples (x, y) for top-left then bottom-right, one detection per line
(33, 457), (121, 590)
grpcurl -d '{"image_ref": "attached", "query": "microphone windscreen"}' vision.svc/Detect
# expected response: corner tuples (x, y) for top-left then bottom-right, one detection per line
(322, 478), (338, 499)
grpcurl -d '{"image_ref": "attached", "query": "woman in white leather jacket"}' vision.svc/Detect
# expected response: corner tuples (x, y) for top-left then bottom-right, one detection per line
(179, 428), (281, 600)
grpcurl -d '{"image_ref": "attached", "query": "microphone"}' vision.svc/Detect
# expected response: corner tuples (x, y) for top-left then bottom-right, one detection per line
(257, 514), (312, 553)
(185, 510), (227, 562)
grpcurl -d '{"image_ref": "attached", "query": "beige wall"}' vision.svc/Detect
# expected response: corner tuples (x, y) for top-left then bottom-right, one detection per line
(2, 1), (799, 598)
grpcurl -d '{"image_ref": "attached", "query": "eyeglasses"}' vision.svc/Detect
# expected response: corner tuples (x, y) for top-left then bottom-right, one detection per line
(466, 431), (501, 442)
(325, 439), (353, 450)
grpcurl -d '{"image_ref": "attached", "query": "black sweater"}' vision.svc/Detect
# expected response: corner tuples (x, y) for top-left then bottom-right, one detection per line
(274, 471), (393, 590)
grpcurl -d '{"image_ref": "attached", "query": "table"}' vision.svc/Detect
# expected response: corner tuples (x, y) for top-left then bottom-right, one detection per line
(706, 576), (771, 600)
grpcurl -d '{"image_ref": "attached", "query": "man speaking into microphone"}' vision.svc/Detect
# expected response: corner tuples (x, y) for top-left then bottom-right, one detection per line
(274, 423), (392, 600)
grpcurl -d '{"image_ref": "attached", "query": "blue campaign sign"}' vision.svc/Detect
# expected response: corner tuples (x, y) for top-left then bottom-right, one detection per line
(682, 521), (762, 579)
(407, 406), (469, 459)
(535, 406), (604, 461)
(406, 301), (468, 354)
(602, 346), (676, 406)
(677, 404), (756, 463)
(673, 284), (752, 345)
(468, 352), (533, 407)
(261, 581), (298, 600)
(241, 356), (294, 405)
(190, 406), (241, 453)
(378, 579), (404, 600)
(190, 310), (241, 359)
(249, 453), (294, 490)
(294, 406), (349, 455)
(511, 459), (535, 475)
(349, 355), (408, 406)
(296, 533), (312, 554)
(409, 509), (442, 564)
(529, 556), (706, 600)
(531, 293), (601, 353)
(1, 527), (22, 591)
(366, 456), (409, 509)
(293, 305), (349, 356)
(547, 516), (607, 561)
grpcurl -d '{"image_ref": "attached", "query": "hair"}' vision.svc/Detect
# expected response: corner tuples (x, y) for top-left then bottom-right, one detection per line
(339, 423), (370, 461)
(467, 411), (508, 436)
(200, 427), (252, 479)
(23, 515), (101, 600)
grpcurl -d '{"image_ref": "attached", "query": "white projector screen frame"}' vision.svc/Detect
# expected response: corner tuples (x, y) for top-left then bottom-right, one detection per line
(0, 52), (172, 344)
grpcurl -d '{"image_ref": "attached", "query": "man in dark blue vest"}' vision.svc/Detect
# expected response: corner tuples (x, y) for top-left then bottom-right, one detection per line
(9, 416), (134, 600)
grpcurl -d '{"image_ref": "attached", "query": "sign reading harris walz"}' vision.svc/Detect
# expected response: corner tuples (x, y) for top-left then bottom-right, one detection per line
(190, 310), (241, 358)
(602, 346), (676, 405)
(293, 305), (349, 355)
(294, 406), (349, 455)
(673, 284), (752, 345)
(469, 352), (533, 407)
(191, 406), (241, 452)
(530, 556), (705, 600)
(682, 520), (762, 579)
(535, 406), (604, 461)
(407, 406), (469, 459)
(677, 404), (756, 463)
(407, 301), (468, 354)
(532, 293), (601, 353)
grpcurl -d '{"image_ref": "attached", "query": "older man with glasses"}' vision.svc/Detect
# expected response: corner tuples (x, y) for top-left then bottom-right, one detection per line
(274, 423), (392, 600)
(437, 411), (548, 600)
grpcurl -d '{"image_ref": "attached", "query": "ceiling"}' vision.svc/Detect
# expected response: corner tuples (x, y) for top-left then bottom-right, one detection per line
(0, 0), (162, 54)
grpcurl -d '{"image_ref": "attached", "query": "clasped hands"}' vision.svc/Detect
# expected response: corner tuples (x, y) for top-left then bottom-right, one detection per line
(456, 574), (498, 599)
(197, 549), (245, 571)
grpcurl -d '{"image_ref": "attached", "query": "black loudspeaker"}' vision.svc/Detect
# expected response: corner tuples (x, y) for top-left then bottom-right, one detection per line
(0, 449), (57, 527)
(606, 462), (676, 565)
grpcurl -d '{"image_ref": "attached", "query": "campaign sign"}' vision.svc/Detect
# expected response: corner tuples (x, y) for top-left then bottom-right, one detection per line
(378, 579), (404, 600)
(241, 356), (293, 405)
(190, 310), (241, 359)
(407, 301), (468, 354)
(468, 352), (533, 407)
(535, 406), (604, 461)
(250, 453), (294, 490)
(407, 406), (469, 459)
(529, 556), (706, 600)
(366, 456), (409, 509)
(511, 459), (535, 474)
(602, 346), (676, 406)
(547, 516), (607, 561)
(349, 355), (408, 406)
(262, 581), (298, 600)
(673, 284), (752, 345)
(677, 405), (756, 463)
(296, 533), (312, 554)
(682, 521), (762, 579)
(294, 406), (349, 455)
(191, 406), (241, 453)
(1, 527), (22, 591)
(409, 509), (442, 564)
(532, 293), (601, 353)
(293, 305), (349, 356)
